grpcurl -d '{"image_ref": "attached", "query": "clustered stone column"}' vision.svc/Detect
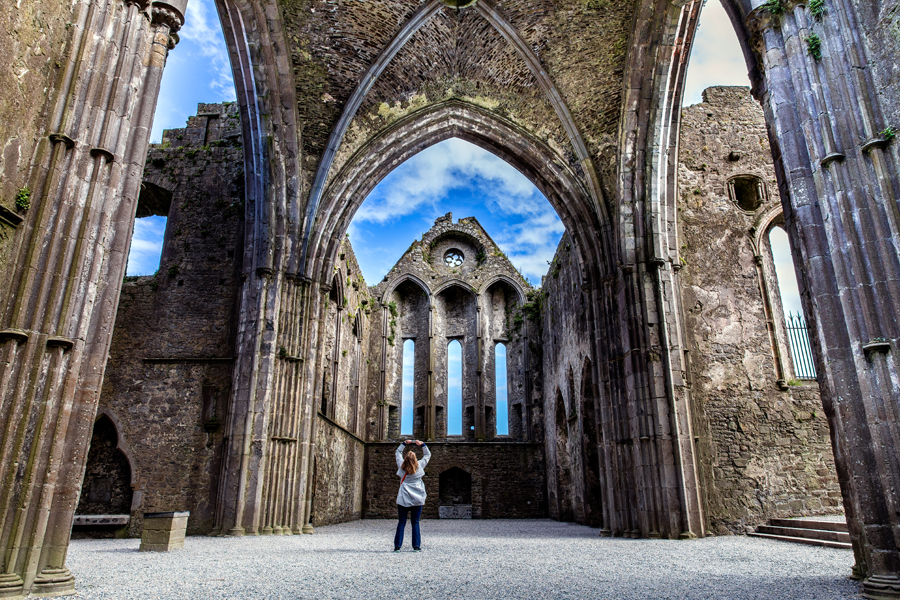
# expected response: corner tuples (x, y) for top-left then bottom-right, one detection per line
(0, 0), (185, 596)
(734, 0), (900, 596)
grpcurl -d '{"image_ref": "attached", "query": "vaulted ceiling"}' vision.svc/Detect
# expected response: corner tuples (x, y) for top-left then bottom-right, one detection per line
(280, 0), (636, 226)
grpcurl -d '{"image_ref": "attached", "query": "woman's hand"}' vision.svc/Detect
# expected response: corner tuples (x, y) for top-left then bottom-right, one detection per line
(404, 440), (413, 445)
(415, 440), (424, 446)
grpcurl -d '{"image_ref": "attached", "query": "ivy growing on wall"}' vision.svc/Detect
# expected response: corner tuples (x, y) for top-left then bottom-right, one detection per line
(15, 187), (31, 212)
(761, 0), (784, 16)
(805, 32), (823, 60)
(809, 0), (826, 19)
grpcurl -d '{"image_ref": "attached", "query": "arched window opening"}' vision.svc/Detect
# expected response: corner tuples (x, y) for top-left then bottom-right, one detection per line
(495, 343), (508, 436)
(682, 0), (751, 106)
(447, 340), (463, 436)
(348, 138), (563, 288)
(769, 226), (816, 379)
(401, 339), (415, 436)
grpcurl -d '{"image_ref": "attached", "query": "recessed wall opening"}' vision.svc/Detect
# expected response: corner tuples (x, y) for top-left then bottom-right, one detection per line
(439, 467), (472, 505)
(728, 175), (765, 213)
(77, 416), (132, 517)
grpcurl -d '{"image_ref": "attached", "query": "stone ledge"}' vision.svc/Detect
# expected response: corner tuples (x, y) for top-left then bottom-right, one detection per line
(73, 515), (130, 527)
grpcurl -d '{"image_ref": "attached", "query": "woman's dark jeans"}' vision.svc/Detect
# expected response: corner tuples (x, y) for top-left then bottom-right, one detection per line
(394, 504), (423, 549)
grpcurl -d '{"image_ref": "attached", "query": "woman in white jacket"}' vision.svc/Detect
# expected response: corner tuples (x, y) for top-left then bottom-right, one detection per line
(394, 439), (431, 552)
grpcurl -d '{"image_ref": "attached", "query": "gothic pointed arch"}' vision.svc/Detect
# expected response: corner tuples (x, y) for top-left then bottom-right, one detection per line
(77, 414), (134, 517)
(307, 99), (611, 287)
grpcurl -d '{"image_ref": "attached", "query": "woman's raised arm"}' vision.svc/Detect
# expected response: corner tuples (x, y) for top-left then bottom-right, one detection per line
(420, 443), (431, 469)
(395, 443), (405, 468)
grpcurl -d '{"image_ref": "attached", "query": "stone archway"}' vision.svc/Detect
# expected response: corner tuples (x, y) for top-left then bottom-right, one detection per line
(76, 416), (133, 517)
(554, 389), (574, 522)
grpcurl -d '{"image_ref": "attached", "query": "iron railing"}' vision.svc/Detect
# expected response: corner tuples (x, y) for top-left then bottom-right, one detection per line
(786, 312), (817, 380)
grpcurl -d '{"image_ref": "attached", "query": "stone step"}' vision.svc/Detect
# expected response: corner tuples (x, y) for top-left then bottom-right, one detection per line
(756, 525), (850, 543)
(748, 532), (852, 550)
(769, 518), (848, 533)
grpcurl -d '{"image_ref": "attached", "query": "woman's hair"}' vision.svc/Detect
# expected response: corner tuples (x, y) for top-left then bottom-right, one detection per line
(402, 451), (419, 476)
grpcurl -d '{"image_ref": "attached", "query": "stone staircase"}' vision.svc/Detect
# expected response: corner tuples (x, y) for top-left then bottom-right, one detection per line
(749, 518), (851, 550)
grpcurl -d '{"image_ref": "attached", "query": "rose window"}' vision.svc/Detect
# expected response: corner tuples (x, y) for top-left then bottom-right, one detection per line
(443, 249), (464, 268)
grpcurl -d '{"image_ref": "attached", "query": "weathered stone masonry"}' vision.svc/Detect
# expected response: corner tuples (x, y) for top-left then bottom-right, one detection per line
(4, 1), (900, 598)
(677, 87), (841, 533)
(96, 102), (245, 536)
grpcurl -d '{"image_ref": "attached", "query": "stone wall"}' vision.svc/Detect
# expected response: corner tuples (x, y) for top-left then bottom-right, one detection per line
(97, 103), (245, 536)
(677, 87), (842, 534)
(312, 418), (365, 526)
(363, 443), (546, 519)
(312, 238), (372, 526)
(370, 214), (537, 443)
(540, 235), (595, 525)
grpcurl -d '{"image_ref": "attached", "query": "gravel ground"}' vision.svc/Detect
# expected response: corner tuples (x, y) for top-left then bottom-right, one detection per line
(67, 519), (860, 600)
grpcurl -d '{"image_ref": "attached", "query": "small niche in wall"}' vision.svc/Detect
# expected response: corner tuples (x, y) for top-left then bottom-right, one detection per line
(727, 175), (766, 213)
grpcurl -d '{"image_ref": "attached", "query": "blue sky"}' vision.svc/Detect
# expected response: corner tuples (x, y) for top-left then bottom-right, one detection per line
(130, 0), (802, 318)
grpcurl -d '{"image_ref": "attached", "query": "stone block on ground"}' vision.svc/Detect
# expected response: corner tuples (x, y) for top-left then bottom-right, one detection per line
(140, 511), (189, 552)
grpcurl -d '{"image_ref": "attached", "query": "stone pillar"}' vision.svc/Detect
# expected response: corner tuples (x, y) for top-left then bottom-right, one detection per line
(735, 0), (900, 596)
(474, 300), (485, 440)
(426, 298), (435, 441)
(0, 0), (185, 596)
(378, 303), (389, 440)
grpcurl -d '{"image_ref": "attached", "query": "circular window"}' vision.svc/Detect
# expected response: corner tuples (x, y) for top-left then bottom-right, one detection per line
(444, 249), (464, 268)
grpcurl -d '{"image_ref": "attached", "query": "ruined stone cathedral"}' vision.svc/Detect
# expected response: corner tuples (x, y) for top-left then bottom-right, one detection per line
(2, 1), (900, 599)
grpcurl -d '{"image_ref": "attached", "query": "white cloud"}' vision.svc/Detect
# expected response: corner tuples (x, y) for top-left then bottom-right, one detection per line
(683, 0), (751, 106)
(353, 139), (565, 284)
(355, 139), (544, 225)
(181, 0), (236, 101)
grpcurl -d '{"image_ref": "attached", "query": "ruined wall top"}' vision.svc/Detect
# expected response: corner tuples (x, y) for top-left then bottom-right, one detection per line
(158, 102), (242, 149)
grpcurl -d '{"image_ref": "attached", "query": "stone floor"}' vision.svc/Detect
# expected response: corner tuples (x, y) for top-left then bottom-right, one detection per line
(67, 519), (859, 599)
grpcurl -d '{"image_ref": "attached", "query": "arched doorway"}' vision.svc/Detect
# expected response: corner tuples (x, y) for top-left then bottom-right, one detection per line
(77, 416), (133, 517)
(554, 389), (574, 522)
